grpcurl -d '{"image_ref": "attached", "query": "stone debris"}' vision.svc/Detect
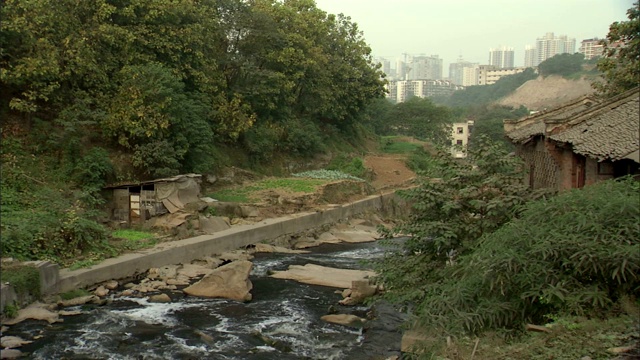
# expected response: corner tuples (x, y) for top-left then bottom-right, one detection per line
(0, 336), (32, 349)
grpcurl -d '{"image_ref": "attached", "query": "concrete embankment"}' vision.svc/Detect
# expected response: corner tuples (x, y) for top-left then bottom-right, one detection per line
(1, 190), (405, 311)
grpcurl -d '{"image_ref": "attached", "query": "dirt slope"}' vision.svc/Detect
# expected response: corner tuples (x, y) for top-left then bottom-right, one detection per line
(498, 75), (595, 111)
(364, 155), (415, 191)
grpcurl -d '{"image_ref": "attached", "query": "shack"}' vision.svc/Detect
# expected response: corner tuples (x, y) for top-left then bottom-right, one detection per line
(106, 174), (202, 225)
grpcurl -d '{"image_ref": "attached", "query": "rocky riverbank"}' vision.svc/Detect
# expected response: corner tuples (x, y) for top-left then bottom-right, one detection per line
(1, 216), (405, 359)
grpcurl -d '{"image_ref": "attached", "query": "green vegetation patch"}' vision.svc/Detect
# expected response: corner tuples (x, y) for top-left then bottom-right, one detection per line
(0, 264), (41, 299)
(208, 178), (329, 203)
(110, 229), (158, 253)
(112, 229), (155, 242)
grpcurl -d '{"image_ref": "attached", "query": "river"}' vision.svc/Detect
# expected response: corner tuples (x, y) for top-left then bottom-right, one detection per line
(8, 241), (405, 359)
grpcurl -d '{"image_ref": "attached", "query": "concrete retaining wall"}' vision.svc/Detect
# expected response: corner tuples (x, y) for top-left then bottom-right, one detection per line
(54, 191), (405, 294)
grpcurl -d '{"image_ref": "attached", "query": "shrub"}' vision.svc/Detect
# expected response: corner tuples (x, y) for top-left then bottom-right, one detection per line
(374, 136), (542, 305)
(414, 177), (640, 334)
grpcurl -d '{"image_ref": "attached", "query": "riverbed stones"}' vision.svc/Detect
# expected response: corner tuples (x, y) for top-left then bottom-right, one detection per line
(148, 293), (171, 303)
(183, 260), (253, 302)
(58, 295), (101, 307)
(94, 286), (109, 297)
(251, 243), (309, 254)
(0, 349), (22, 359)
(3, 304), (60, 325)
(339, 279), (379, 306)
(0, 336), (32, 349)
(320, 314), (367, 328)
(103, 280), (119, 290)
(269, 264), (376, 289)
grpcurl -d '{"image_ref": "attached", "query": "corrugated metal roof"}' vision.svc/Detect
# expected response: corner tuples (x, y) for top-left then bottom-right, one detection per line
(105, 173), (202, 189)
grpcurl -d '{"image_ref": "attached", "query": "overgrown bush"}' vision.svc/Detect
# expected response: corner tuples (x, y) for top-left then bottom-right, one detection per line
(374, 136), (540, 305)
(414, 177), (639, 334)
(326, 154), (368, 179)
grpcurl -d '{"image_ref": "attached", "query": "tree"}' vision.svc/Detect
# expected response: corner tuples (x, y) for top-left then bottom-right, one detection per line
(594, 2), (640, 97)
(538, 53), (585, 77)
(376, 97), (453, 146)
(408, 177), (639, 335)
(468, 105), (528, 150)
(374, 136), (537, 305)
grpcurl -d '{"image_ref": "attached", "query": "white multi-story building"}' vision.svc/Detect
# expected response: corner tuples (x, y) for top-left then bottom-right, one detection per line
(449, 58), (479, 85)
(462, 66), (480, 86)
(476, 66), (528, 86)
(408, 55), (443, 80)
(579, 38), (604, 60)
(386, 80), (463, 103)
(451, 120), (474, 158)
(534, 32), (576, 65)
(488, 46), (515, 68)
(524, 45), (537, 67)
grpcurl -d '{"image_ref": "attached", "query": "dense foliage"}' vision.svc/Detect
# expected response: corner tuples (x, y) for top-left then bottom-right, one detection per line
(375, 136), (639, 337)
(595, 1), (640, 97)
(538, 53), (586, 78)
(0, 0), (386, 176)
(415, 177), (639, 334)
(0, 0), (386, 262)
(374, 137), (538, 305)
(368, 97), (454, 147)
(468, 105), (529, 150)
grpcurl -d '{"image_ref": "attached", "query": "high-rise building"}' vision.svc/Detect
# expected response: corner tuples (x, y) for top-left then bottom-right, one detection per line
(462, 66), (479, 86)
(488, 46), (515, 68)
(386, 80), (463, 103)
(396, 59), (407, 80)
(535, 32), (576, 64)
(579, 38), (604, 60)
(408, 55), (443, 80)
(449, 57), (479, 85)
(375, 57), (392, 77)
(524, 45), (537, 67)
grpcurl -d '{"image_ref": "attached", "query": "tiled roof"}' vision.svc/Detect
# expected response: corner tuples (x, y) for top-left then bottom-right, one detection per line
(505, 95), (597, 144)
(549, 91), (640, 161)
(505, 121), (545, 143)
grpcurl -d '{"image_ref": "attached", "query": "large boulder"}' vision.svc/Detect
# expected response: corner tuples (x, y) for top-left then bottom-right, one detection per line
(183, 261), (253, 302)
(320, 314), (367, 328)
(269, 264), (375, 289)
(339, 279), (379, 305)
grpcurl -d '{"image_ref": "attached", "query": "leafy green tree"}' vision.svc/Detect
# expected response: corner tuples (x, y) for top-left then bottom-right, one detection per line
(595, 1), (640, 97)
(374, 136), (536, 305)
(469, 105), (528, 149)
(375, 97), (453, 146)
(538, 53), (585, 77)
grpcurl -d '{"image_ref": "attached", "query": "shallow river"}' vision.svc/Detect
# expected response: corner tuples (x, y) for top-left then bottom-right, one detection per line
(9, 241), (397, 359)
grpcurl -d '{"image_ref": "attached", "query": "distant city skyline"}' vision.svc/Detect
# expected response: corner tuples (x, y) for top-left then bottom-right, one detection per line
(313, 0), (634, 71)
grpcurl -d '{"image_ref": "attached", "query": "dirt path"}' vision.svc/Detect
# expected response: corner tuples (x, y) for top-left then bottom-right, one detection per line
(364, 155), (416, 191)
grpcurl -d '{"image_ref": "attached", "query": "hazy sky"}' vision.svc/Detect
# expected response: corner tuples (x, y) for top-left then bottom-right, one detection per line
(313, 0), (635, 70)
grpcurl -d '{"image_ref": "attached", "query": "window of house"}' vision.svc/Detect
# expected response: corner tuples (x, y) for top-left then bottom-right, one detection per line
(457, 127), (464, 134)
(456, 139), (463, 145)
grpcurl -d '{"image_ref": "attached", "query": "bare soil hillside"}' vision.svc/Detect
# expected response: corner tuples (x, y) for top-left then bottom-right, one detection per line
(498, 75), (595, 111)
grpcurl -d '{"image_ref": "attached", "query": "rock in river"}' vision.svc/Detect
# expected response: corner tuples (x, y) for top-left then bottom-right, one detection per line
(183, 260), (253, 302)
